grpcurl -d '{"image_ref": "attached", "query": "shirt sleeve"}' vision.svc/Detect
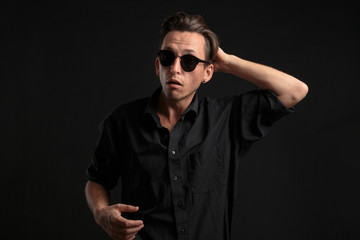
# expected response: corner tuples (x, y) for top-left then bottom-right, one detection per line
(85, 112), (124, 190)
(231, 89), (294, 144)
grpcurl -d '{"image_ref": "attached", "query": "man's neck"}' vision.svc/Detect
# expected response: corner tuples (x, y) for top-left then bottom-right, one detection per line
(156, 91), (195, 132)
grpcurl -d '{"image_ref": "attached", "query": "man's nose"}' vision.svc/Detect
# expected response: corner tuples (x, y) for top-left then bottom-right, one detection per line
(171, 56), (182, 73)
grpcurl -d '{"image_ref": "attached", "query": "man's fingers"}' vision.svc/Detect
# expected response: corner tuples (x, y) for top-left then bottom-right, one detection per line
(109, 219), (144, 240)
(120, 223), (144, 235)
(116, 203), (140, 213)
(116, 216), (143, 228)
(104, 204), (144, 239)
(109, 213), (143, 228)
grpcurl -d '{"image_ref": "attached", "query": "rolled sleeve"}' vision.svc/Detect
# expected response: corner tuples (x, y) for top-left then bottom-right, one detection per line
(231, 89), (294, 143)
(86, 116), (123, 190)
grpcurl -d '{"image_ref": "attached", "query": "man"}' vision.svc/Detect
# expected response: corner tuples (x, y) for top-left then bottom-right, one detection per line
(85, 12), (308, 240)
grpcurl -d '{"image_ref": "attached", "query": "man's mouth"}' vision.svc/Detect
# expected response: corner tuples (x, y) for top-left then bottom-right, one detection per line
(167, 79), (182, 86)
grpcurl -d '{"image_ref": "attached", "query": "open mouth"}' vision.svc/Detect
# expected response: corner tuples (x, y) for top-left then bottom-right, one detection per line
(167, 79), (182, 86)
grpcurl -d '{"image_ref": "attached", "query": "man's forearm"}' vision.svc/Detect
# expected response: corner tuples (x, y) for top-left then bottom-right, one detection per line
(218, 53), (308, 108)
(85, 180), (111, 217)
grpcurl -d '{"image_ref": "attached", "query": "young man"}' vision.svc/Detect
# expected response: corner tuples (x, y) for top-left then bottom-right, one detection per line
(85, 12), (308, 240)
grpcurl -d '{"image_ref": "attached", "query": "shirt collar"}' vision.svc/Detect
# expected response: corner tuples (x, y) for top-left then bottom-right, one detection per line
(144, 87), (199, 120)
(182, 92), (199, 117)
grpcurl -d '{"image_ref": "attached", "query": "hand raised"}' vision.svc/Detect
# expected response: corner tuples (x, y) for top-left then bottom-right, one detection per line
(212, 47), (230, 73)
(95, 203), (144, 240)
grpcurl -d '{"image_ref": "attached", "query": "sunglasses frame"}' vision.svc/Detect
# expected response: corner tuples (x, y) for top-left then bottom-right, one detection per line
(157, 50), (211, 72)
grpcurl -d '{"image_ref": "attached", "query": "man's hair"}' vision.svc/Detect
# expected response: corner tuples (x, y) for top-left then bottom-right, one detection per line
(159, 12), (220, 62)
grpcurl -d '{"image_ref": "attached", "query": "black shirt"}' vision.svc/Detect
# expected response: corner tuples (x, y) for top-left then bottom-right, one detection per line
(86, 87), (293, 240)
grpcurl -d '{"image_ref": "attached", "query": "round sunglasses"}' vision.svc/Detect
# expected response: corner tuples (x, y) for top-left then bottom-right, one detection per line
(157, 50), (210, 72)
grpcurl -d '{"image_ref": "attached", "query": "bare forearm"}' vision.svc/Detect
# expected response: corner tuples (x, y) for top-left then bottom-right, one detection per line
(85, 180), (110, 216)
(215, 50), (308, 108)
(221, 55), (293, 87)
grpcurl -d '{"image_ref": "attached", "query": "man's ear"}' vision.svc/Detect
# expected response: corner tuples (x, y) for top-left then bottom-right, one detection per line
(155, 57), (160, 76)
(203, 64), (214, 83)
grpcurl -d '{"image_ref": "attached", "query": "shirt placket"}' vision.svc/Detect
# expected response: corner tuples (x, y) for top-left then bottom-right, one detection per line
(168, 119), (189, 239)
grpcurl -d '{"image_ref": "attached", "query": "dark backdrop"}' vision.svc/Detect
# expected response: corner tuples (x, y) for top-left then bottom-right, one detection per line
(2, 0), (359, 239)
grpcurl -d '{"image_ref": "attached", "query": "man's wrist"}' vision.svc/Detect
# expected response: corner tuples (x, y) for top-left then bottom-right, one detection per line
(219, 54), (238, 74)
(93, 205), (108, 224)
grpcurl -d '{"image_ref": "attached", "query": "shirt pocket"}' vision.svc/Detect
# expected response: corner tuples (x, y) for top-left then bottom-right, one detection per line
(187, 147), (226, 193)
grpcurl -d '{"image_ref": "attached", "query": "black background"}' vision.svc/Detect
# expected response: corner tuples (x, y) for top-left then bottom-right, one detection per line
(2, 0), (359, 239)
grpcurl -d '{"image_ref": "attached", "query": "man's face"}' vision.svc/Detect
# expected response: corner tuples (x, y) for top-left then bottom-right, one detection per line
(155, 31), (214, 103)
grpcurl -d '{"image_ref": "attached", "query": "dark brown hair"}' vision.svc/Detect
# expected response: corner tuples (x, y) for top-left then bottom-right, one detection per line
(159, 12), (220, 62)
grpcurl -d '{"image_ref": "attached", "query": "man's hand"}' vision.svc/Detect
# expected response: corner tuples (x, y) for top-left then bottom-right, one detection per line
(212, 47), (231, 73)
(94, 203), (144, 240)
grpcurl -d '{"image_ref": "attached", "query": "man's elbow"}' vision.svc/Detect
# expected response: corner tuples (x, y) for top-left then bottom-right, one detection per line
(280, 81), (309, 108)
(293, 80), (308, 101)
(289, 81), (309, 107)
(296, 81), (309, 102)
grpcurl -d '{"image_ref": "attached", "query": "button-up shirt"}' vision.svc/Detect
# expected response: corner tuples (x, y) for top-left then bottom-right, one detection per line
(86, 87), (293, 240)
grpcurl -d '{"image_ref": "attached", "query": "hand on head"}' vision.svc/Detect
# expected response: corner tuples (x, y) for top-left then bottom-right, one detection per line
(212, 47), (230, 73)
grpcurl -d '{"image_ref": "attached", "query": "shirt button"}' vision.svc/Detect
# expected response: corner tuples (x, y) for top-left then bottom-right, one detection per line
(177, 201), (183, 208)
(173, 176), (178, 181)
(180, 228), (186, 234)
(171, 150), (176, 155)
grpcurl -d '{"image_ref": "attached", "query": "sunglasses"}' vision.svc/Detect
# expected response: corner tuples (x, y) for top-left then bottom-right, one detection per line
(157, 50), (211, 72)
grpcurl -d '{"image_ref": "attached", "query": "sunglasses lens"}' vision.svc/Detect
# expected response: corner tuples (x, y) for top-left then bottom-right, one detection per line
(181, 55), (197, 72)
(158, 50), (201, 72)
(159, 51), (175, 66)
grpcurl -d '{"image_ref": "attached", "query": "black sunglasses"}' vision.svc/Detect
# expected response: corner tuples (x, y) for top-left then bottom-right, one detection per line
(157, 50), (210, 72)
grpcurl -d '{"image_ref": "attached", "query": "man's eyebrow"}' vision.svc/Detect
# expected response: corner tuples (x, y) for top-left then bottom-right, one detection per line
(162, 47), (198, 55)
(183, 49), (198, 55)
(182, 49), (202, 57)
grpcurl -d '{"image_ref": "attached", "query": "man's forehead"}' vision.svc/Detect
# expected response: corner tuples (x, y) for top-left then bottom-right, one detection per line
(161, 31), (206, 55)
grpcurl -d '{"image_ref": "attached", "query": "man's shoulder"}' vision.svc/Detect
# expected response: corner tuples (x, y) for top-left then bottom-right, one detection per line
(199, 95), (236, 109)
(197, 90), (267, 113)
(199, 89), (269, 106)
